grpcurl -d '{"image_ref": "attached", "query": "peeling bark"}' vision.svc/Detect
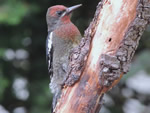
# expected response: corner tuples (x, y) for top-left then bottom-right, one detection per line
(54, 0), (150, 113)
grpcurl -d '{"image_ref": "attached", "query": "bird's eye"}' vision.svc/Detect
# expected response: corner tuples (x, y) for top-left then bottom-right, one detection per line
(56, 11), (63, 16)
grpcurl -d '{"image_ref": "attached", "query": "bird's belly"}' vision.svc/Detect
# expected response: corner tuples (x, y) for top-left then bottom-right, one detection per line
(52, 37), (73, 83)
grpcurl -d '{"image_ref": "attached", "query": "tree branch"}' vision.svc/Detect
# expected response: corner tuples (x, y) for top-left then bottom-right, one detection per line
(54, 0), (150, 112)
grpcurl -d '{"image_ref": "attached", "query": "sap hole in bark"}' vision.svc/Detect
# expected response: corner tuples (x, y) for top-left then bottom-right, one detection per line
(108, 38), (112, 42)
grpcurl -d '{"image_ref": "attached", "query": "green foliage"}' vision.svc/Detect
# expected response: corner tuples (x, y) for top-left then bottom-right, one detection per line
(0, 0), (29, 25)
(29, 80), (52, 113)
(0, 48), (5, 58)
(0, 76), (9, 101)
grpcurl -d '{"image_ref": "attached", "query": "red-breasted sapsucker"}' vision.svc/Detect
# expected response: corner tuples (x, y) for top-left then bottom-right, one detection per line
(46, 4), (82, 109)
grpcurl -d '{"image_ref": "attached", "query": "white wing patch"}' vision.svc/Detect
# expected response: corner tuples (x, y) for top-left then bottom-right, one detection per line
(48, 32), (53, 52)
(46, 32), (53, 78)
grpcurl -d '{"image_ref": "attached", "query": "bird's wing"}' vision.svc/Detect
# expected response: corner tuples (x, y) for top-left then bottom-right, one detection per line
(46, 32), (53, 78)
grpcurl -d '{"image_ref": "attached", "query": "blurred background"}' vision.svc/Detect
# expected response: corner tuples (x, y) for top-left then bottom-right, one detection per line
(0, 0), (150, 113)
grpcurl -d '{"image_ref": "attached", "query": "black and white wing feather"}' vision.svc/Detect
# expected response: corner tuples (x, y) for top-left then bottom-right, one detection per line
(46, 32), (53, 78)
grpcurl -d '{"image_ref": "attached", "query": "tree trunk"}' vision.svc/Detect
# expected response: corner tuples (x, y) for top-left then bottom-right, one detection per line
(54, 0), (150, 113)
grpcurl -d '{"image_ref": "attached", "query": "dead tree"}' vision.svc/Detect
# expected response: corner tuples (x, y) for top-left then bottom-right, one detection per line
(54, 0), (150, 113)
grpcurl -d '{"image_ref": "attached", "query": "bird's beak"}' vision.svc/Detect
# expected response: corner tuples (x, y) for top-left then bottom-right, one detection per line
(65, 4), (82, 15)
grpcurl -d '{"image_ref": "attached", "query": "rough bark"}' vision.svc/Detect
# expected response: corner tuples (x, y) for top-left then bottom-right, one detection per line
(54, 0), (150, 113)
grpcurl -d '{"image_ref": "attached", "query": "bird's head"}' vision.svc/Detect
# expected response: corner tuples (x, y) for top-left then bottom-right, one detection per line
(46, 4), (82, 32)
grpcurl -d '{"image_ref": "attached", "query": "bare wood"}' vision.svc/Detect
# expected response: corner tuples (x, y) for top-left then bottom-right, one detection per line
(54, 0), (150, 113)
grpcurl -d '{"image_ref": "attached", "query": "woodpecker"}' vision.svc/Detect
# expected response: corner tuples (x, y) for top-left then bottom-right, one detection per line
(46, 4), (82, 110)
